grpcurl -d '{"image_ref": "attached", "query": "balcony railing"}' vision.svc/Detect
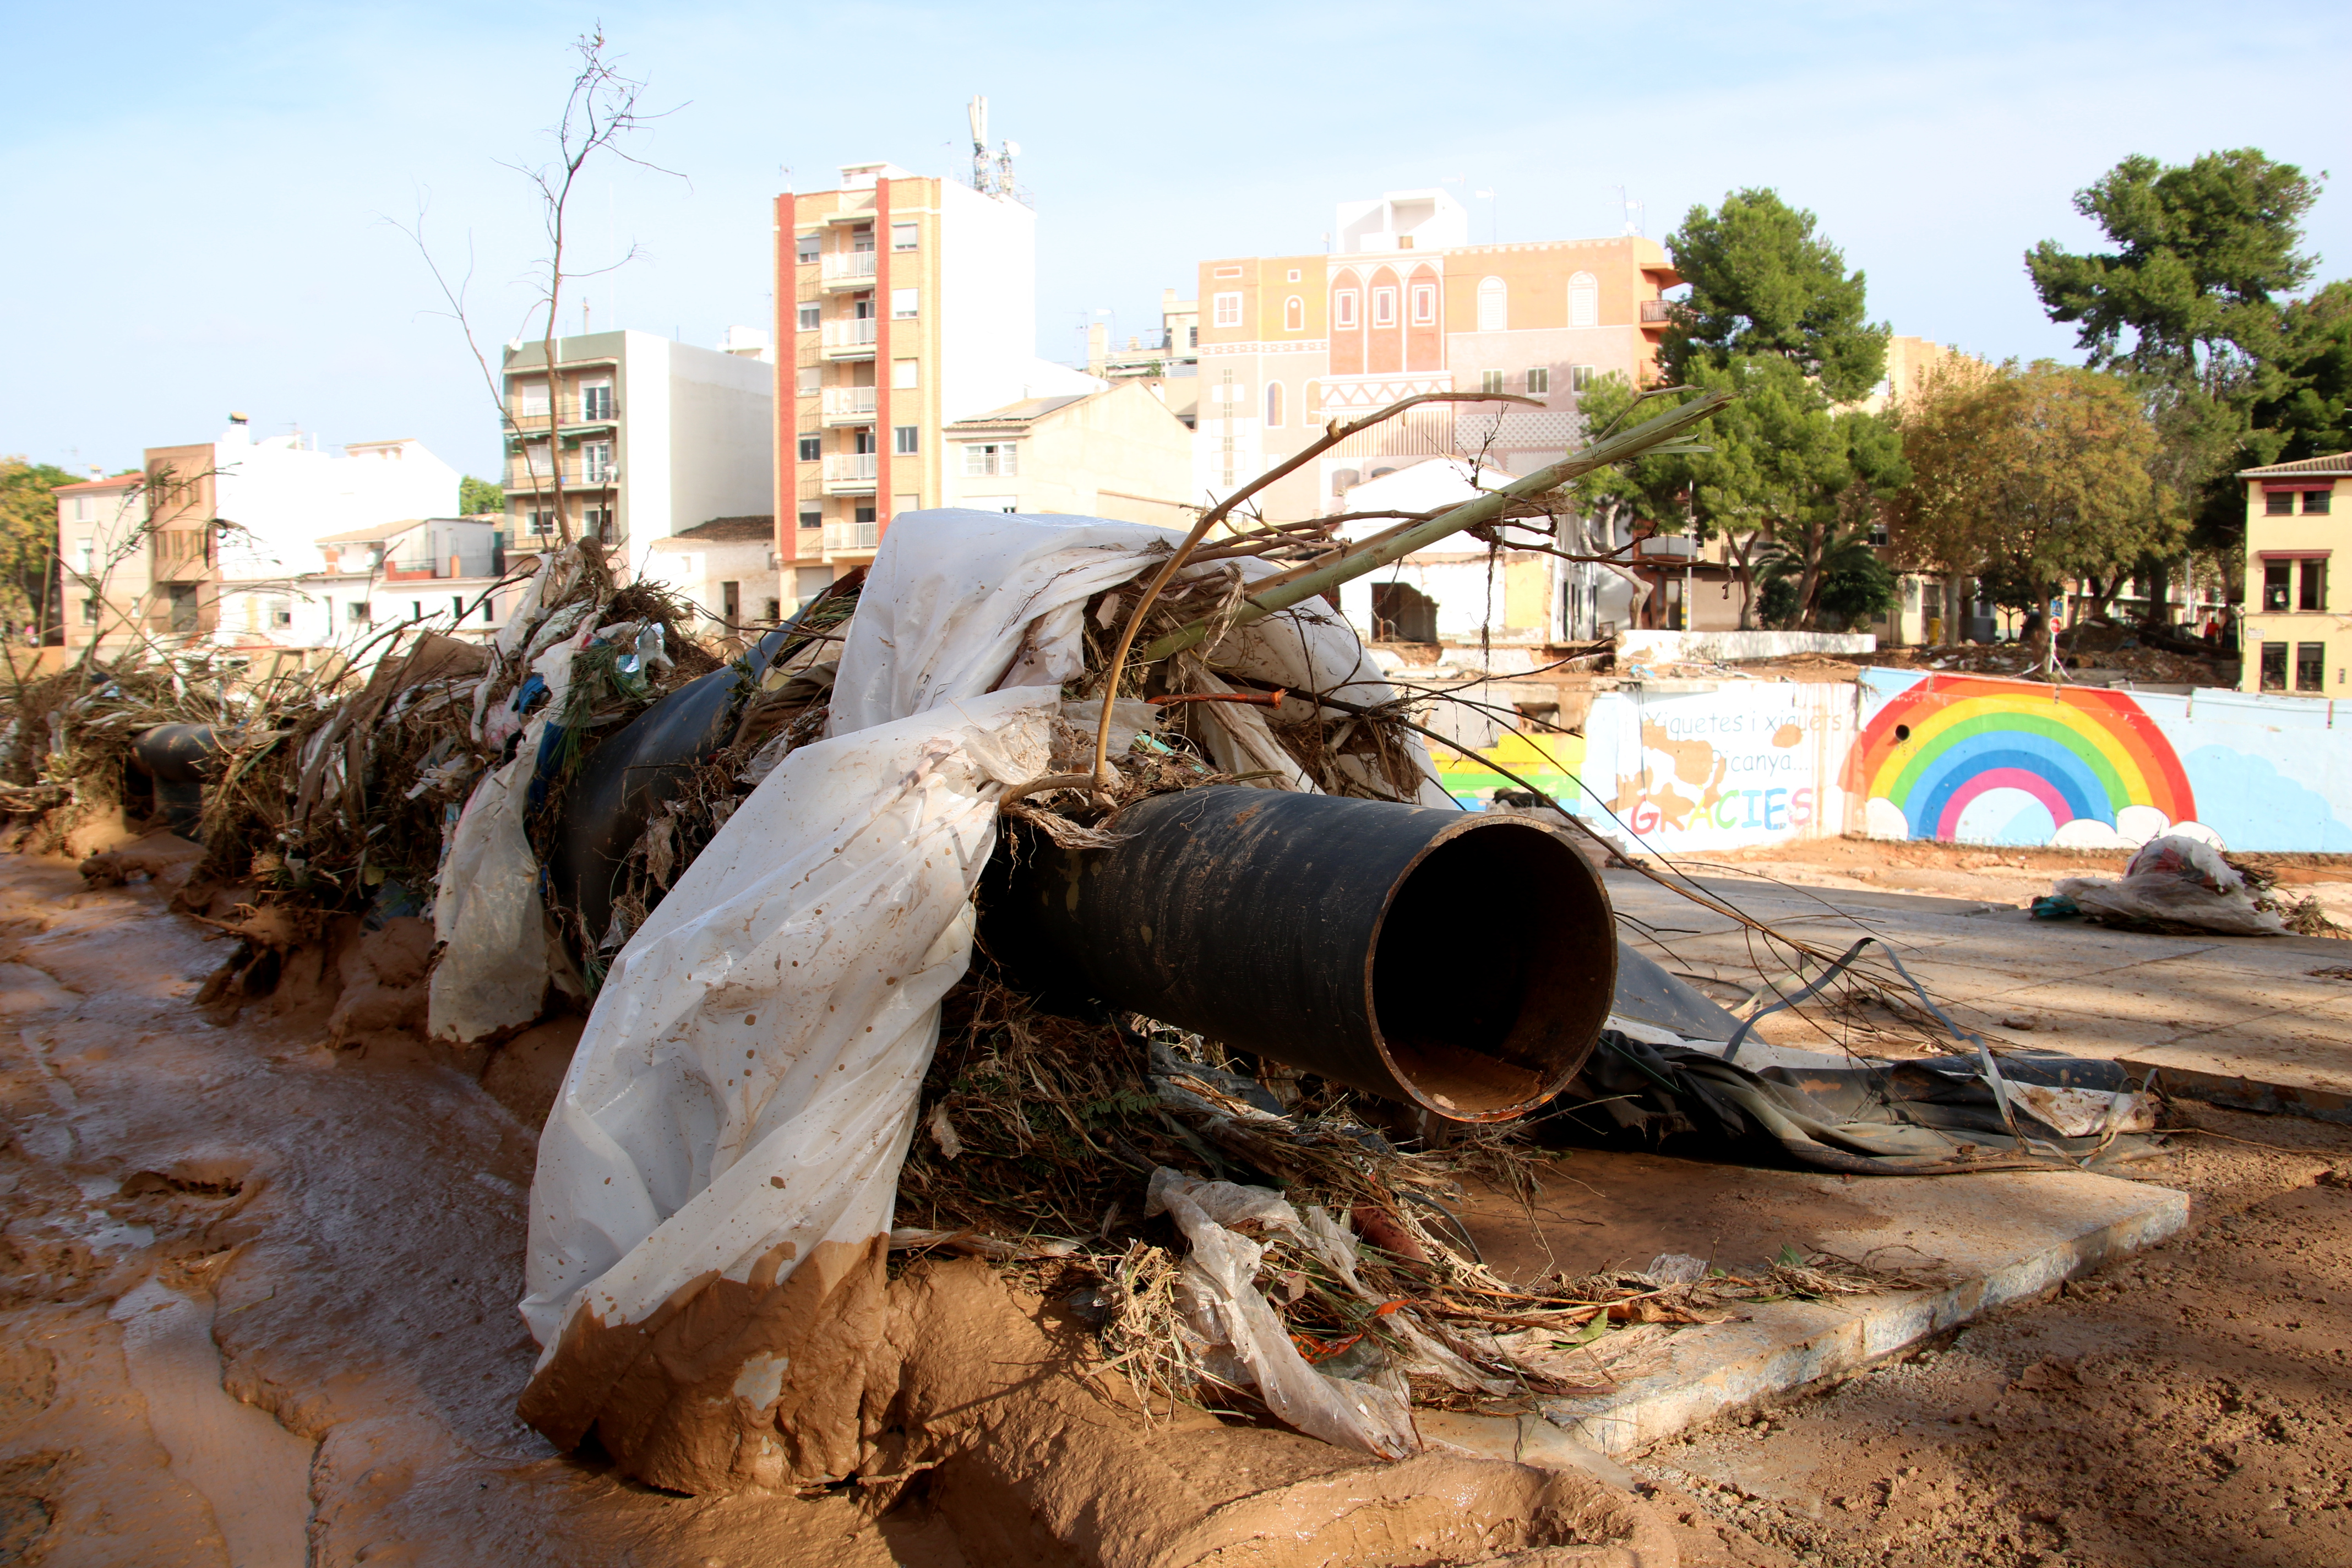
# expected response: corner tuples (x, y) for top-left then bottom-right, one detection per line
(820, 386), (878, 422)
(820, 318), (879, 356)
(507, 456), (618, 488)
(820, 251), (878, 287)
(821, 453), (878, 489)
(824, 520), (881, 551)
(1640, 300), (1673, 325)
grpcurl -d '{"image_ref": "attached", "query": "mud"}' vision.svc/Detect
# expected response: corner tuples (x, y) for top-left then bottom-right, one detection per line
(1630, 1105), (2352, 1567)
(0, 844), (1769, 1566)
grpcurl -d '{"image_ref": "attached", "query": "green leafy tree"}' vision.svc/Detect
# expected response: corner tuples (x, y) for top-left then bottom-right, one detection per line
(1661, 188), (1890, 402)
(0, 459), (74, 643)
(2246, 280), (2352, 464)
(2026, 149), (2324, 558)
(1575, 192), (1908, 629)
(458, 475), (505, 516)
(1888, 361), (2177, 646)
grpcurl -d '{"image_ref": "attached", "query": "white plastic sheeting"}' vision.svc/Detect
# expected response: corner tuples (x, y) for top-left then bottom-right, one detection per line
(519, 510), (1450, 1467)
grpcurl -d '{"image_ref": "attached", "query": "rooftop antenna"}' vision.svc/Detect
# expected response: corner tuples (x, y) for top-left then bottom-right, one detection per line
(1614, 184), (1645, 237)
(967, 94), (1020, 199)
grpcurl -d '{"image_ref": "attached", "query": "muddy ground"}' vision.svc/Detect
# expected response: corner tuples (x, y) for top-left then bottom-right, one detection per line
(1, 842), (2348, 1566)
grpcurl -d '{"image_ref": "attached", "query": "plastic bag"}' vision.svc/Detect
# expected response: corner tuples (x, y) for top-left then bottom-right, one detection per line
(2053, 833), (2288, 937)
(1145, 1168), (1418, 1458)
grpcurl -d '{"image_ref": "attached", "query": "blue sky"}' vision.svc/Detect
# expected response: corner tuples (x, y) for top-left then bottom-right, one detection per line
(6, 1), (2348, 480)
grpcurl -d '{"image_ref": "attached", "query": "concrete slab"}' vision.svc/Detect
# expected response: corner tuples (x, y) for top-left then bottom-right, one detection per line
(1605, 870), (2352, 1124)
(1457, 1150), (2188, 1460)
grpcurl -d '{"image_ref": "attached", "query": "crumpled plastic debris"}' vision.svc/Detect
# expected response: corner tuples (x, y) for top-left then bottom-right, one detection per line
(2044, 834), (2289, 937)
(1144, 1167), (1418, 1458)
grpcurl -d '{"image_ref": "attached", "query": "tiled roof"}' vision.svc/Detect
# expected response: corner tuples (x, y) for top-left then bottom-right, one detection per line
(2240, 451), (2352, 478)
(666, 515), (775, 543)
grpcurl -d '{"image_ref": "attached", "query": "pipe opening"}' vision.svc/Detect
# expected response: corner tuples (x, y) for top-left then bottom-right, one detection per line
(1370, 822), (1614, 1117)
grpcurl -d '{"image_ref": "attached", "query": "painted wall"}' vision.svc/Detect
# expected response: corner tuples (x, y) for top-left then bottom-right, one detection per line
(1422, 669), (2352, 854)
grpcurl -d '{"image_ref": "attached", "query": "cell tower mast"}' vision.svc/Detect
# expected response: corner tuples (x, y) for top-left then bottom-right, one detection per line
(966, 94), (1020, 200)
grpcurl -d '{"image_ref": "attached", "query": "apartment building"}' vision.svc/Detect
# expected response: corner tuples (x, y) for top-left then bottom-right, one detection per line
(941, 380), (1195, 527)
(1086, 288), (1200, 380)
(52, 472), (149, 651)
(1191, 189), (1681, 525)
(126, 418), (459, 649)
(2240, 451), (2352, 696)
(500, 330), (774, 554)
(772, 160), (1103, 593)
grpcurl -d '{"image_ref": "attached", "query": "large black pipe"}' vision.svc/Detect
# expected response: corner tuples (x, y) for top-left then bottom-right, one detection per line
(131, 723), (219, 839)
(985, 786), (1616, 1121)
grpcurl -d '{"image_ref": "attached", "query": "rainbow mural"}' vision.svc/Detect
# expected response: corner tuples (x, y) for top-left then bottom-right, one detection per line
(1848, 675), (2197, 846)
(1427, 730), (1588, 810)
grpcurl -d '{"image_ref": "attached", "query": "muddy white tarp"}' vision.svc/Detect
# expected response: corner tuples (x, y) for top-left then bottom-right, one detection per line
(517, 510), (1436, 1491)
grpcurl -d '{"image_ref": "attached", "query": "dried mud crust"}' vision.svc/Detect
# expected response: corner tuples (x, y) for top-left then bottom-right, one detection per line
(1629, 1107), (2352, 1568)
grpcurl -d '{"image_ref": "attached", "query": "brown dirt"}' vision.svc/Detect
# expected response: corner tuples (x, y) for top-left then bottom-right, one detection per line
(1627, 1104), (2352, 1567)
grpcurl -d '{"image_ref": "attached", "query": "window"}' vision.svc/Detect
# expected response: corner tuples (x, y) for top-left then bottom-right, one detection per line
(1480, 370), (1506, 394)
(580, 380), (613, 420)
(798, 508), (822, 532)
(1212, 292), (1242, 328)
(582, 505), (613, 538)
(798, 303), (821, 331)
(963, 443), (1017, 477)
(854, 504), (878, 524)
(853, 294), (876, 319)
(890, 288), (918, 319)
(1371, 287), (1396, 326)
(1477, 276), (1506, 333)
(270, 599), (292, 628)
(1570, 364), (1596, 392)
(2310, 489), (2335, 515)
(521, 440), (552, 477)
(1568, 271), (1599, 329)
(796, 232), (821, 264)
(891, 222), (918, 251)
(722, 581), (742, 624)
(892, 357), (919, 388)
(2265, 562), (2293, 611)
(75, 538), (93, 574)
(2302, 559), (2328, 612)
(1284, 296), (1304, 331)
(80, 596), (97, 626)
(581, 442), (612, 482)
(2268, 489), (2297, 515)
(513, 381), (550, 418)
(1264, 382), (1283, 428)
(2262, 641), (2289, 691)
(1526, 367), (1550, 395)
(2299, 643), (2328, 692)
(1213, 265), (1243, 279)
(796, 366), (821, 393)
(851, 226), (875, 253)
(894, 425), (919, 455)
(349, 600), (371, 624)
(1411, 284), (1436, 325)
(764, 598), (781, 621)
(1333, 290), (1358, 328)
(853, 427), (878, 455)
(798, 434), (821, 462)
(1287, 268), (1302, 282)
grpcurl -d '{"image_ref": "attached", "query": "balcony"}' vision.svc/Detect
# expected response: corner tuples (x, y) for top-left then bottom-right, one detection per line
(821, 453), (878, 493)
(823, 520), (880, 552)
(820, 386), (878, 425)
(507, 456), (618, 489)
(1640, 300), (1673, 325)
(821, 318), (879, 359)
(820, 251), (878, 290)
